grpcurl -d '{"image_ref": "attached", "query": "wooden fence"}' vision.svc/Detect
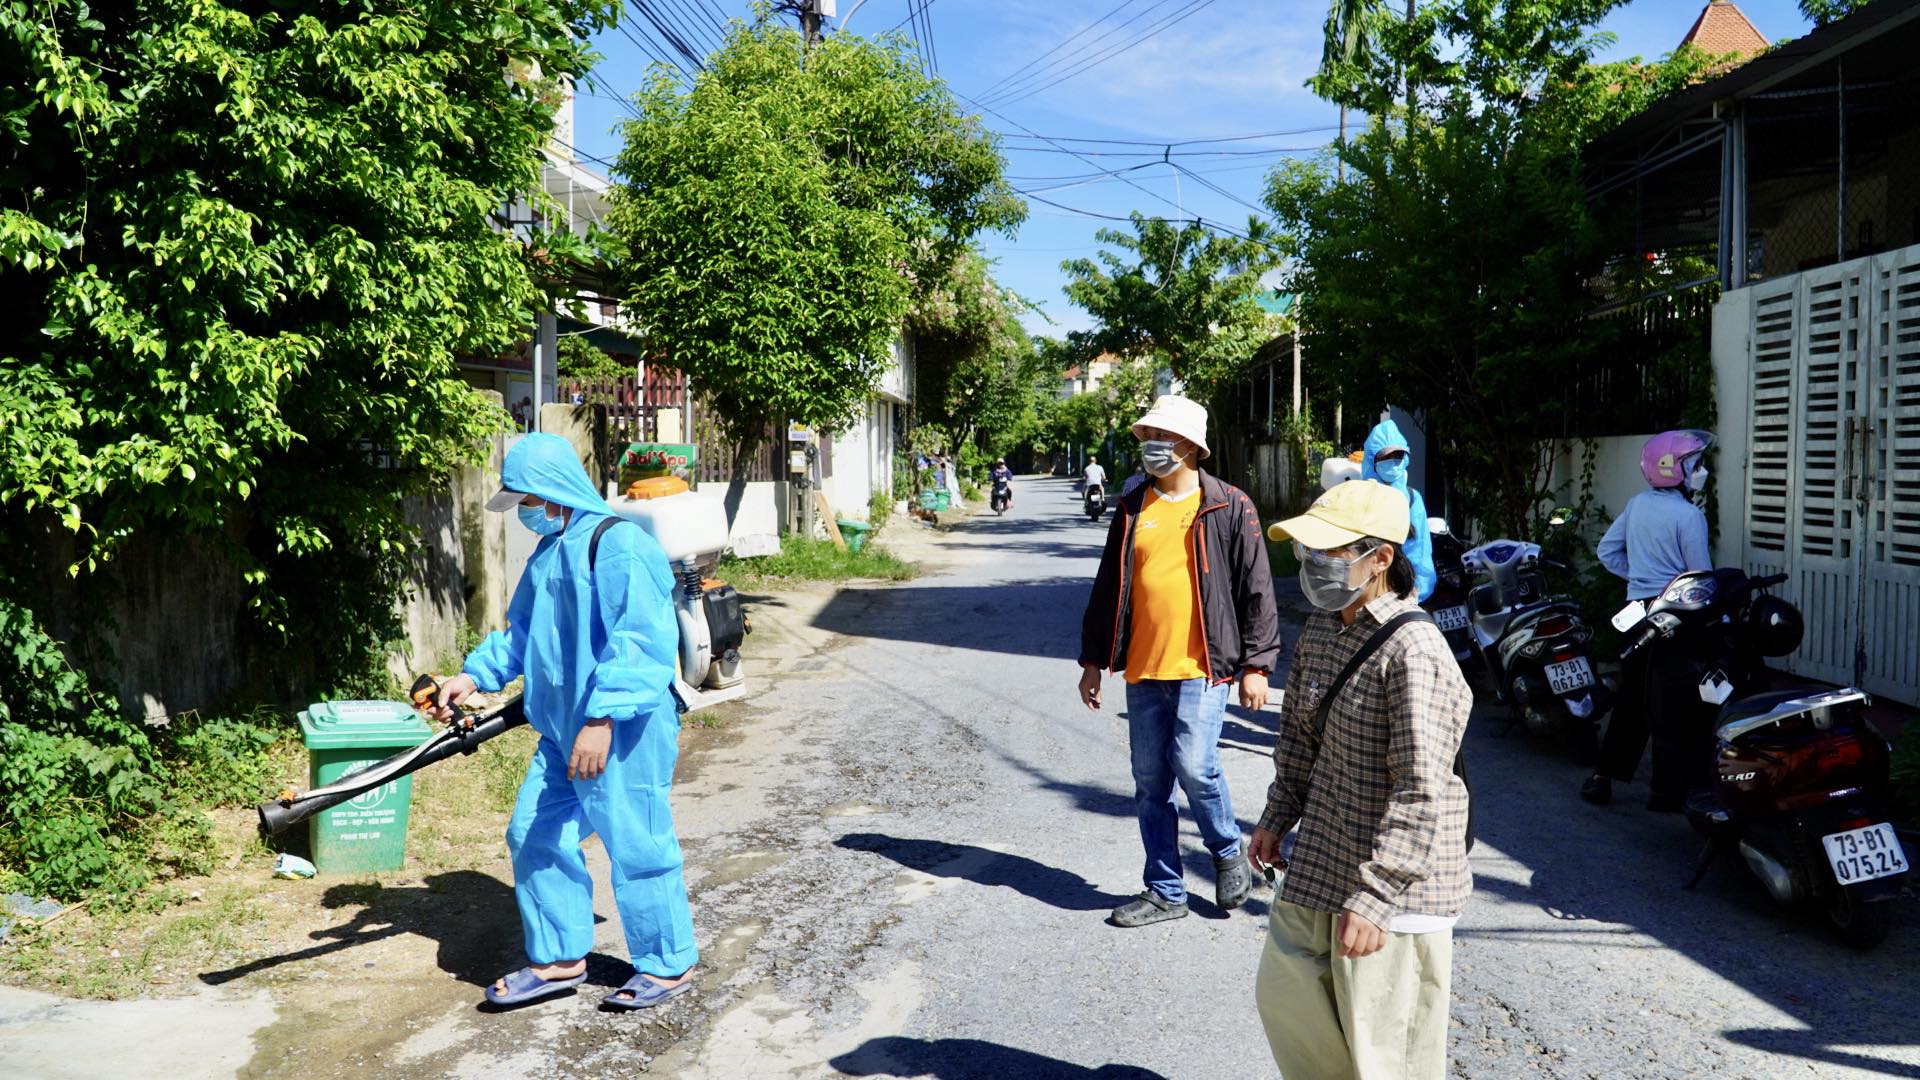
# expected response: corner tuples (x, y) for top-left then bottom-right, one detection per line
(559, 371), (783, 488)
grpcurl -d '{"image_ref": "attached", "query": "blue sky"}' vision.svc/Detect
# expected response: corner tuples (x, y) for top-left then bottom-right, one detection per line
(570, 1), (1814, 337)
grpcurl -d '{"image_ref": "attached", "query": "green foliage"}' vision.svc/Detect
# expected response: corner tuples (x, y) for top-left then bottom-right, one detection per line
(1061, 214), (1283, 391)
(0, 597), (280, 903)
(1266, 2), (1719, 536)
(867, 488), (896, 533)
(0, 1), (610, 898)
(1890, 722), (1920, 828)
(910, 253), (1053, 461)
(608, 11), (1023, 458)
(557, 336), (631, 383)
(1800, 0), (1872, 25)
(718, 536), (917, 588)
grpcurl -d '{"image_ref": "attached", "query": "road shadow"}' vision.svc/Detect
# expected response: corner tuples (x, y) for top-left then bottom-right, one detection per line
(197, 870), (621, 993)
(831, 1036), (1170, 1079)
(833, 833), (1132, 913)
(1454, 701), (1920, 1076)
(812, 579), (1089, 661)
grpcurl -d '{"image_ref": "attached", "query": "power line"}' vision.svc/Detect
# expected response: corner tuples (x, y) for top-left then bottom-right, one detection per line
(614, 17), (695, 78)
(886, 0), (940, 33)
(974, 0), (1151, 102)
(986, 0), (1221, 109)
(919, 0), (939, 75)
(1015, 188), (1274, 250)
(997, 125), (1340, 148)
(982, 0), (1187, 106)
(629, 3), (705, 70)
(658, 0), (726, 56)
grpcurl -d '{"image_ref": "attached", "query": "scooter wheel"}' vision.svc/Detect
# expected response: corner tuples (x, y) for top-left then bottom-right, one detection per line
(1825, 886), (1895, 949)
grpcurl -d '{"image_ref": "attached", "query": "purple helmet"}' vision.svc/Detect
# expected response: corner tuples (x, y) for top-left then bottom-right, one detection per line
(1641, 430), (1714, 489)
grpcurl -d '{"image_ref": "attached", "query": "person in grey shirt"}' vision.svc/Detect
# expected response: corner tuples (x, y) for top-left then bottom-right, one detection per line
(1582, 429), (1714, 810)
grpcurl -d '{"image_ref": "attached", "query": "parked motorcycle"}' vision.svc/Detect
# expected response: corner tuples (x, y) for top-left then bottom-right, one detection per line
(1085, 482), (1105, 522)
(991, 478), (1012, 515)
(1461, 536), (1612, 750)
(1424, 518), (1475, 669)
(1619, 568), (1906, 948)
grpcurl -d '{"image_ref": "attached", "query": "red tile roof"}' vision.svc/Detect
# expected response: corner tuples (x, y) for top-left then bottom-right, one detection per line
(1680, 0), (1770, 59)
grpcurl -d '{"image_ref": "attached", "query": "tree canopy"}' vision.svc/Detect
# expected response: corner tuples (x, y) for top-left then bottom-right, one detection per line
(1799, 0), (1873, 25)
(1060, 214), (1282, 393)
(0, 0), (613, 900)
(1267, 0), (1715, 534)
(607, 13), (1024, 467)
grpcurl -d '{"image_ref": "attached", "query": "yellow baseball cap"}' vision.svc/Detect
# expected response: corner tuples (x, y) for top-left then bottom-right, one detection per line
(1266, 479), (1411, 550)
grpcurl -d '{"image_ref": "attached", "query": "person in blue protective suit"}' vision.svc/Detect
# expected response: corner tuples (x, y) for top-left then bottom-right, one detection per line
(1361, 420), (1436, 603)
(432, 433), (697, 1011)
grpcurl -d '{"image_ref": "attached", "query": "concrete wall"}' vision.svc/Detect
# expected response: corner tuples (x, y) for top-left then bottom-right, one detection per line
(824, 398), (896, 521)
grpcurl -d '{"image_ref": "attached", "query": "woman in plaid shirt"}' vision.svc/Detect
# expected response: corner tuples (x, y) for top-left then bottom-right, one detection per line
(1248, 480), (1473, 1080)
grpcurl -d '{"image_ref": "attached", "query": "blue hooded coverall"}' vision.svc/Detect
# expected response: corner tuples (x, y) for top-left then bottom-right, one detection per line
(461, 434), (697, 977)
(1362, 419), (1437, 603)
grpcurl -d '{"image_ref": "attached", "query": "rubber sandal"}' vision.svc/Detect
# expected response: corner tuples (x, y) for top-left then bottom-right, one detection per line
(603, 972), (694, 1010)
(1109, 891), (1189, 928)
(484, 966), (586, 1006)
(1215, 852), (1252, 911)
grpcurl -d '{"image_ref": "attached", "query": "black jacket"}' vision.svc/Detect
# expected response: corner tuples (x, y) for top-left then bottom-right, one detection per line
(1079, 470), (1282, 682)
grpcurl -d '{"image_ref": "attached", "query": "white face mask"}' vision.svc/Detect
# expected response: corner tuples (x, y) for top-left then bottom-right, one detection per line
(1688, 464), (1710, 491)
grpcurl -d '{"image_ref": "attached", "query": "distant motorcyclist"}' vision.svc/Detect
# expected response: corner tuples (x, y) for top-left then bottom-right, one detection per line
(991, 459), (1014, 507)
(1083, 456), (1106, 492)
(1581, 429), (1715, 810)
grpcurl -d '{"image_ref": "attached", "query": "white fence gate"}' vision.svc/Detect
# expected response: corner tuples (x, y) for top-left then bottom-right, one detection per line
(1743, 245), (1920, 705)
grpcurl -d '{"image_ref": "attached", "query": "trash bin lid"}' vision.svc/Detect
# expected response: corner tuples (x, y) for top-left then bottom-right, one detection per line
(299, 700), (433, 749)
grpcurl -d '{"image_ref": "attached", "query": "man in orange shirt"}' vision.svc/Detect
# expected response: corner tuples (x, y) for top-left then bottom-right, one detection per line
(1078, 395), (1282, 926)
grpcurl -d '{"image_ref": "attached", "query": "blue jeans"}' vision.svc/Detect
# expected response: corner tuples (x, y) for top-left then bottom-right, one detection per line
(1125, 678), (1241, 904)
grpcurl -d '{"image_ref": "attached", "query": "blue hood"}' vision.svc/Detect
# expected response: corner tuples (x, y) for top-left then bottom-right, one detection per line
(1362, 419), (1413, 494)
(502, 433), (610, 516)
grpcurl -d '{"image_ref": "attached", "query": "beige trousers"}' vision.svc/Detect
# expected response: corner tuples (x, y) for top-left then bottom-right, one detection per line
(1255, 899), (1452, 1080)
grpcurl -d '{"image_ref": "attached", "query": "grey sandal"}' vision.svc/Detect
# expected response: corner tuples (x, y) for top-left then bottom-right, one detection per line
(1215, 853), (1252, 911)
(1109, 891), (1189, 928)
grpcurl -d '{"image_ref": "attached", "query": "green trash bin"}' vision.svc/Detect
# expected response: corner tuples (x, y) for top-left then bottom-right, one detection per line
(835, 518), (872, 552)
(298, 700), (433, 874)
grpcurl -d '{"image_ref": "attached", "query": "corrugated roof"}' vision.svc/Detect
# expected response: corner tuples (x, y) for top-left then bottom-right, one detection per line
(1679, 0), (1770, 59)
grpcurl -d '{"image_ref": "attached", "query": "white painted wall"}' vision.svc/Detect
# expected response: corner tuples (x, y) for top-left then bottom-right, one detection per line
(824, 398), (896, 521)
(1711, 286), (1754, 571)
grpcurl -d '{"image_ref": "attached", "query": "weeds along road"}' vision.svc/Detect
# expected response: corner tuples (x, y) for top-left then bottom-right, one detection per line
(6, 477), (1916, 1079)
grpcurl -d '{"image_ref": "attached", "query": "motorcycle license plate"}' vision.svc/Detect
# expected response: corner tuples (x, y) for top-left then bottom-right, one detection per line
(1822, 823), (1909, 884)
(1434, 605), (1469, 632)
(1544, 656), (1594, 694)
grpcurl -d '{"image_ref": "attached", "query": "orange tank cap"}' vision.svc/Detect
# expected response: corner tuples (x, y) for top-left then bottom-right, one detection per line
(627, 476), (690, 500)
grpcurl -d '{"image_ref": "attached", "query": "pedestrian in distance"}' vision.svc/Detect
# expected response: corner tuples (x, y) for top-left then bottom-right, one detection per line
(1581, 429), (1716, 811)
(431, 433), (699, 1011)
(1078, 394), (1282, 927)
(1251, 480), (1473, 1080)
(1360, 419), (1436, 603)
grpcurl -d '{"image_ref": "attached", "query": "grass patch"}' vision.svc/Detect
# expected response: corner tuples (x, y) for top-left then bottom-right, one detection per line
(717, 536), (917, 589)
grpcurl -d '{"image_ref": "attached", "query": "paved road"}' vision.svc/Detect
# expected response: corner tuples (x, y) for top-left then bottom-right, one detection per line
(29, 475), (1909, 1078)
(618, 477), (1917, 1079)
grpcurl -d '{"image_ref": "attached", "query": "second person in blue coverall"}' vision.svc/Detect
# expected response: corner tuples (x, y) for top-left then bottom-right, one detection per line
(1362, 419), (1436, 603)
(434, 433), (698, 1010)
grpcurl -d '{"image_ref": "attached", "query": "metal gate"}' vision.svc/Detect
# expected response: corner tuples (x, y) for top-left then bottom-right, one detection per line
(1744, 245), (1920, 705)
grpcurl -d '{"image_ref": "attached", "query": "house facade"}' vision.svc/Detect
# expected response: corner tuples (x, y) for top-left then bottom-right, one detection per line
(1582, 0), (1920, 704)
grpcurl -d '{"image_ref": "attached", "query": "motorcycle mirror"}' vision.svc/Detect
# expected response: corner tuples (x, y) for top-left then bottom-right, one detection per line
(1427, 517), (1451, 537)
(1547, 507), (1573, 528)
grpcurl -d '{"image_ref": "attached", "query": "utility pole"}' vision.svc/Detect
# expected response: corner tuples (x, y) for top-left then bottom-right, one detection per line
(801, 0), (833, 47)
